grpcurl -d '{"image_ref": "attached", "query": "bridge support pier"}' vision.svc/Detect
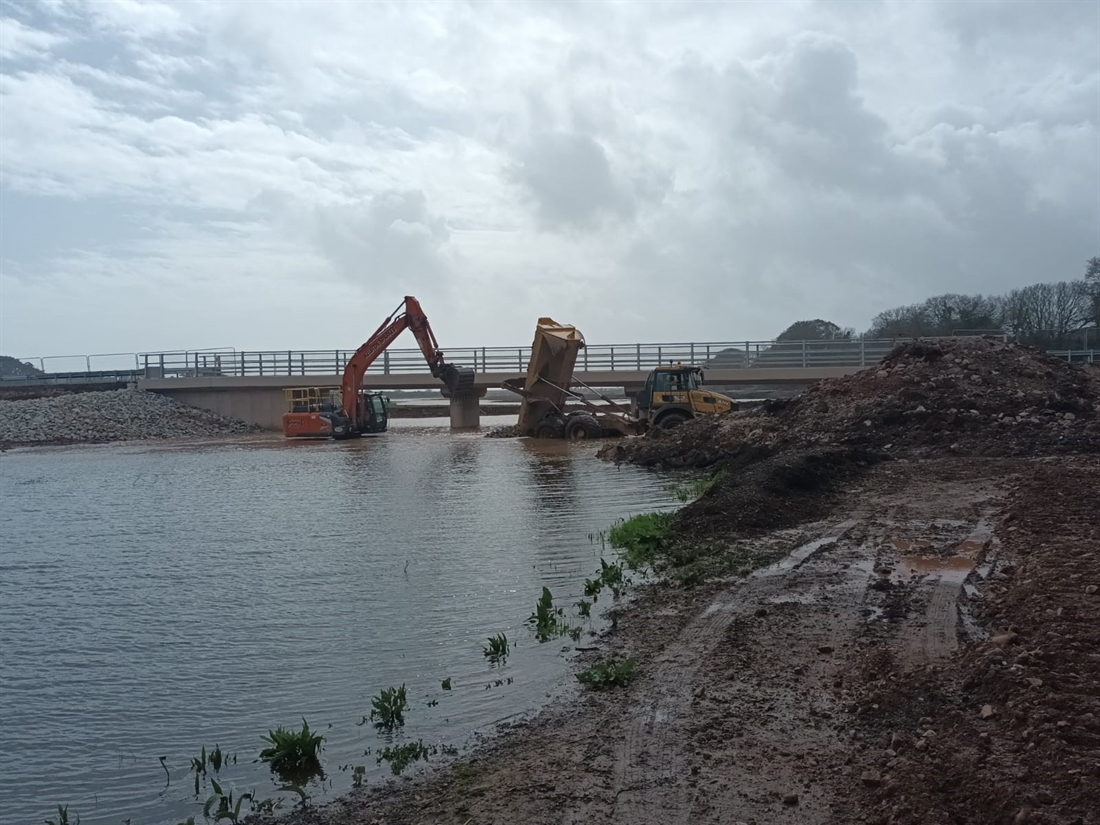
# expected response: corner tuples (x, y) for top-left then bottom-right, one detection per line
(446, 388), (487, 429)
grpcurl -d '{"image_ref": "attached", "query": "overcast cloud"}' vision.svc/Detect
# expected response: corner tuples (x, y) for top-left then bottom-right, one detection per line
(1, 0), (1097, 359)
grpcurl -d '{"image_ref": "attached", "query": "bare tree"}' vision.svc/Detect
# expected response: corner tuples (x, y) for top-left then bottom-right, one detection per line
(1002, 280), (1093, 347)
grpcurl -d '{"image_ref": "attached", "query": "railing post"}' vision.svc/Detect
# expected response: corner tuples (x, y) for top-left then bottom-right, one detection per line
(706, 345), (711, 363)
(481, 347), (486, 373)
(518, 348), (523, 371)
(860, 337), (866, 367)
(690, 343), (695, 364)
(657, 345), (662, 365)
(584, 347), (589, 370)
(259, 353), (264, 376)
(636, 343), (641, 369)
(335, 350), (340, 373)
(802, 340), (807, 368)
(610, 346), (615, 370)
(384, 351), (390, 375)
(744, 342), (750, 368)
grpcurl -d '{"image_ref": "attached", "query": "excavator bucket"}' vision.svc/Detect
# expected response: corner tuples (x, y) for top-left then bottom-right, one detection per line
(436, 363), (477, 395)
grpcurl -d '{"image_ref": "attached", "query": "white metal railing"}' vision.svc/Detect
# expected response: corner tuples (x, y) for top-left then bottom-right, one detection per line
(9, 338), (1095, 381)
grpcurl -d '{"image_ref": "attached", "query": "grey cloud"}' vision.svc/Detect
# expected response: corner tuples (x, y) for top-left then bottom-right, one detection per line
(310, 189), (454, 288)
(509, 131), (668, 230)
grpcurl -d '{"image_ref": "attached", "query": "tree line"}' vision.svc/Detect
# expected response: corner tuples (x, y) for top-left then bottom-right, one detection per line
(777, 258), (1100, 350)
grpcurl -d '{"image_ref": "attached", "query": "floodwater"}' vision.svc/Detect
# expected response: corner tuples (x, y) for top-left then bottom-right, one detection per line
(0, 419), (680, 824)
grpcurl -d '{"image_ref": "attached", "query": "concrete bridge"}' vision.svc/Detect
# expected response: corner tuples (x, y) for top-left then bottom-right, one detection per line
(8, 339), (1096, 429)
(137, 366), (865, 429)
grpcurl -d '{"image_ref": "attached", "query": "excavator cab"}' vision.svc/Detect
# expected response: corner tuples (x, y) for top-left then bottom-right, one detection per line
(355, 391), (390, 434)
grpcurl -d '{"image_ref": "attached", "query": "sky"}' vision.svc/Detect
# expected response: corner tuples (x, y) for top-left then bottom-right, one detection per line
(1, 0), (1098, 360)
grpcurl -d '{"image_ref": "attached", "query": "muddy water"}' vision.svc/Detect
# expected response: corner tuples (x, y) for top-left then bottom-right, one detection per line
(0, 420), (679, 825)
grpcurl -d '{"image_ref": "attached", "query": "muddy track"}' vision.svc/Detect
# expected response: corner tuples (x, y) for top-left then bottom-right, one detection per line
(280, 459), (1033, 825)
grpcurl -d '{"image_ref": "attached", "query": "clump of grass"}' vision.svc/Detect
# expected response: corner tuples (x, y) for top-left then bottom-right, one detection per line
(577, 655), (638, 690)
(441, 677), (452, 690)
(608, 512), (676, 571)
(259, 719), (324, 784)
(482, 632), (509, 665)
(368, 685), (408, 731)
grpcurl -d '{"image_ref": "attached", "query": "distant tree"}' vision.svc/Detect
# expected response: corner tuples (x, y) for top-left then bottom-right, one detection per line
(1086, 257), (1100, 327)
(1002, 280), (1093, 348)
(865, 293), (1001, 339)
(775, 319), (854, 341)
(0, 356), (44, 378)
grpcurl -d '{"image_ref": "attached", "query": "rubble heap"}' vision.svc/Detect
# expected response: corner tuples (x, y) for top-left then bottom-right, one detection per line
(0, 388), (262, 449)
(602, 338), (1100, 468)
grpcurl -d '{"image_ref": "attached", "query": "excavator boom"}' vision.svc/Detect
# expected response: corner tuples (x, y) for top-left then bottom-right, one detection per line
(282, 295), (474, 438)
(341, 296), (475, 428)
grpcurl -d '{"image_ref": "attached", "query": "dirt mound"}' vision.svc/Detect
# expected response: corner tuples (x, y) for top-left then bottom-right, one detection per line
(675, 448), (880, 539)
(601, 338), (1100, 469)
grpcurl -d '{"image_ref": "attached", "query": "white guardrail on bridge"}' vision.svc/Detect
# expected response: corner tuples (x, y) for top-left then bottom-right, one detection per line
(6, 338), (1096, 380)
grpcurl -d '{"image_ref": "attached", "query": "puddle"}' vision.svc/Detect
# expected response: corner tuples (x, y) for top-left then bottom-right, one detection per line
(892, 554), (976, 584)
(954, 522), (994, 557)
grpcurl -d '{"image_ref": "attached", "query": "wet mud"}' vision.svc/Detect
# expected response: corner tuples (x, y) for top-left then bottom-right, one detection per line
(272, 456), (1098, 825)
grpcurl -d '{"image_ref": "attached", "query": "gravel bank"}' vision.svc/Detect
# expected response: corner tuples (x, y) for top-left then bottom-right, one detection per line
(0, 388), (261, 449)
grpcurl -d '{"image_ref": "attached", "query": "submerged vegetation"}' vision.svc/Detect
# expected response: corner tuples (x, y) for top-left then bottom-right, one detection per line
(483, 632), (510, 665)
(368, 685), (409, 731)
(526, 587), (581, 642)
(577, 655), (639, 690)
(258, 720), (324, 785)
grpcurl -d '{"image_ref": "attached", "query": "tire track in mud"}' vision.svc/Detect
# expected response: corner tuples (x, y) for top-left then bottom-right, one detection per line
(606, 520), (865, 825)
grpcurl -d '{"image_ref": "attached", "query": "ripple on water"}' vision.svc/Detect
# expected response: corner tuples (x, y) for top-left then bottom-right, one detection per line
(0, 427), (678, 825)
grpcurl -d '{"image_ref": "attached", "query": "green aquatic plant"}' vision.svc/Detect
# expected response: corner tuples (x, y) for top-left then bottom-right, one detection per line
(377, 740), (435, 775)
(577, 655), (638, 690)
(483, 632), (509, 664)
(369, 685), (408, 731)
(351, 764), (366, 787)
(203, 780), (252, 823)
(441, 677), (452, 690)
(45, 805), (78, 825)
(526, 586), (565, 642)
(278, 783), (311, 809)
(259, 720), (324, 784)
(575, 598), (592, 618)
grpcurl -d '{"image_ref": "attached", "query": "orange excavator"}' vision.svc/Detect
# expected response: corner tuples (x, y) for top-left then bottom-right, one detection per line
(282, 296), (475, 439)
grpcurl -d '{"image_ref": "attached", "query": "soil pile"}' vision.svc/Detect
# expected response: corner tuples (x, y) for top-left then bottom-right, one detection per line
(0, 388), (262, 448)
(601, 338), (1100, 468)
(848, 459), (1100, 825)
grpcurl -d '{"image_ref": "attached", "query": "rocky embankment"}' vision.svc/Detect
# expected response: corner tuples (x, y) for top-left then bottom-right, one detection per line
(0, 388), (261, 449)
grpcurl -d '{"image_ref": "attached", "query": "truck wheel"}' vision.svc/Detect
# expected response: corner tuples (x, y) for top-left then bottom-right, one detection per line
(565, 414), (601, 440)
(534, 415), (566, 439)
(657, 410), (691, 429)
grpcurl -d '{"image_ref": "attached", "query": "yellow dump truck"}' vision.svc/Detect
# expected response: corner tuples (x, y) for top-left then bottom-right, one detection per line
(503, 319), (736, 438)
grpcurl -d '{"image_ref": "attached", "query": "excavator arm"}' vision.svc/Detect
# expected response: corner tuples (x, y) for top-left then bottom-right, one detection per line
(341, 296), (475, 427)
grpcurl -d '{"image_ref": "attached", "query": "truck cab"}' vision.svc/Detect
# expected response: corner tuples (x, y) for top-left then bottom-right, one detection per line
(634, 365), (734, 428)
